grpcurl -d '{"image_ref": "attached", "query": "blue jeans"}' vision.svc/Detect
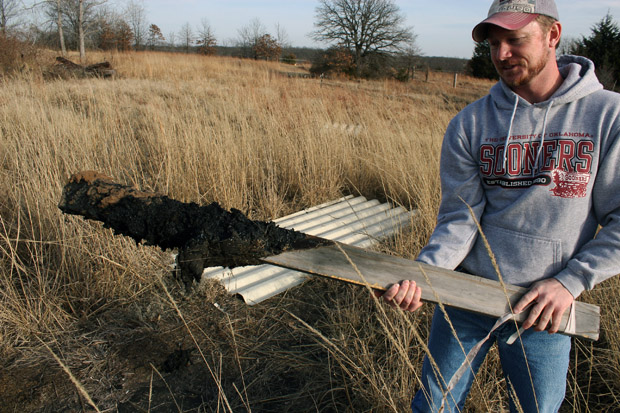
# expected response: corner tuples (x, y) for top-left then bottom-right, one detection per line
(412, 307), (571, 413)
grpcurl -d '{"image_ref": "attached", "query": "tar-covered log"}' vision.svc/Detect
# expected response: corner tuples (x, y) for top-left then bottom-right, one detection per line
(58, 171), (332, 286)
(55, 57), (116, 78)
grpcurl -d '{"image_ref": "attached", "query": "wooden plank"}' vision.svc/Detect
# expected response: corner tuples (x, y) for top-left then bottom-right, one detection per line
(262, 242), (600, 341)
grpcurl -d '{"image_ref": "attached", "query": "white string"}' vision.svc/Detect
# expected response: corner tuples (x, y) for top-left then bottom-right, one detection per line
(533, 100), (555, 174)
(502, 94), (520, 172)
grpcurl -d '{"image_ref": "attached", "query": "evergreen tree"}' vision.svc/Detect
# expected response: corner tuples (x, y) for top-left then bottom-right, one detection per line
(467, 40), (498, 80)
(571, 13), (620, 91)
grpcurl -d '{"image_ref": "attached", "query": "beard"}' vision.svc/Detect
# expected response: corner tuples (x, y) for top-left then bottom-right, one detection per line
(496, 49), (550, 88)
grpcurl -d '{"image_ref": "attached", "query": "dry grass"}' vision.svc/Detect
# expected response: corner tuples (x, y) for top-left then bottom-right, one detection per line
(0, 50), (617, 412)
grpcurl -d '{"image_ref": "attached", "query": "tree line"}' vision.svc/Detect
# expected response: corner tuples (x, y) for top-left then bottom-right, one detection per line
(0, 0), (287, 62)
(1, 0), (421, 77)
(2, 0), (617, 87)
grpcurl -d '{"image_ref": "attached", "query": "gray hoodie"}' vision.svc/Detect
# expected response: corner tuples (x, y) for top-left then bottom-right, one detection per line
(417, 55), (620, 298)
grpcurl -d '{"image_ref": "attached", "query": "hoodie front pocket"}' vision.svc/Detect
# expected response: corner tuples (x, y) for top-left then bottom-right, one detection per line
(461, 223), (563, 287)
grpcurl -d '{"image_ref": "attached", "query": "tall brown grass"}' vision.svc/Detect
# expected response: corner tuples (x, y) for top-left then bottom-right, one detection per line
(0, 51), (617, 411)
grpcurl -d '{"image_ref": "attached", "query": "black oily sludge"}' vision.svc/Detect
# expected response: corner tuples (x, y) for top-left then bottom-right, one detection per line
(58, 171), (332, 287)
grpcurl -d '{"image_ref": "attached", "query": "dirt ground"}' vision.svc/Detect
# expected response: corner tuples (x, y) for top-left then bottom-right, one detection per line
(1, 289), (225, 412)
(1, 275), (370, 412)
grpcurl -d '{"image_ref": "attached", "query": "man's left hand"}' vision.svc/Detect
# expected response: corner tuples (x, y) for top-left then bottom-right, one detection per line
(513, 278), (575, 334)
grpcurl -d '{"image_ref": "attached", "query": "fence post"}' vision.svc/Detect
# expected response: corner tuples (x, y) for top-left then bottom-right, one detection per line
(453, 72), (458, 88)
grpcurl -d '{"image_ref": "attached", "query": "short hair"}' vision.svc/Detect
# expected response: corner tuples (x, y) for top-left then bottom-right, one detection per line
(536, 15), (560, 48)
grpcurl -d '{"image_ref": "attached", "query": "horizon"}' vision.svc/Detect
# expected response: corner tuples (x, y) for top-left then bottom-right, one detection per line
(142, 1), (620, 59)
(19, 1), (620, 59)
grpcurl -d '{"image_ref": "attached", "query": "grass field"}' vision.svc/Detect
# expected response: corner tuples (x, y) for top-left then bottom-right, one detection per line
(0, 51), (618, 412)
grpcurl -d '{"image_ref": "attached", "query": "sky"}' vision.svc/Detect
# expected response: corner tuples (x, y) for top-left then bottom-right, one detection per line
(142, 1), (620, 59)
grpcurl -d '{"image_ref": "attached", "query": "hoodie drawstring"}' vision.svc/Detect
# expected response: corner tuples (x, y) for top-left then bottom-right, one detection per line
(502, 95), (555, 176)
(502, 95), (520, 172)
(533, 100), (555, 174)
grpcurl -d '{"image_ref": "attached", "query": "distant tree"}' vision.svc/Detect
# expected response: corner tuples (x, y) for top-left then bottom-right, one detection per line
(394, 43), (422, 81)
(570, 13), (620, 91)
(76, 0), (86, 61)
(558, 35), (578, 56)
(115, 19), (133, 51)
(43, 0), (107, 62)
(274, 22), (290, 48)
(312, 0), (415, 77)
(124, 0), (147, 49)
(0, 0), (21, 35)
(42, 0), (67, 55)
(196, 18), (216, 55)
(147, 23), (164, 49)
(467, 40), (498, 80)
(282, 52), (296, 65)
(97, 18), (114, 49)
(179, 21), (193, 53)
(166, 30), (176, 47)
(236, 18), (266, 58)
(95, 14), (133, 51)
(253, 33), (281, 61)
(310, 46), (355, 77)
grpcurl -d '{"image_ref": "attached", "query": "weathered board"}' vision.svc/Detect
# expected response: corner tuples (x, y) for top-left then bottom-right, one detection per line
(262, 242), (600, 341)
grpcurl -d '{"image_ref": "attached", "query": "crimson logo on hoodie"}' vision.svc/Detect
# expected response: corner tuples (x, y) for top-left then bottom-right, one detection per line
(479, 136), (594, 198)
(550, 169), (590, 198)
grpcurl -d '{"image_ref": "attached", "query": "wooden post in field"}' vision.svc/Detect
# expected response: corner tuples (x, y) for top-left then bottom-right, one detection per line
(453, 72), (458, 88)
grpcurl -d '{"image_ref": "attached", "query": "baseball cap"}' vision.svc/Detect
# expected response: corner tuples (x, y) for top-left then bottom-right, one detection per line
(472, 0), (560, 42)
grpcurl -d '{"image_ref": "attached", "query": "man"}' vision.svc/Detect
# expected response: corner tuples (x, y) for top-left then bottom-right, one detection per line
(379, 0), (620, 411)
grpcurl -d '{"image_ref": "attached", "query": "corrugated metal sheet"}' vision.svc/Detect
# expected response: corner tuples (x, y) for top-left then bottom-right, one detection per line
(201, 196), (415, 305)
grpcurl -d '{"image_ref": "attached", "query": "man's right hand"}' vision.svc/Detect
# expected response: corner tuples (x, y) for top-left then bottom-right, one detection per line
(374, 280), (423, 312)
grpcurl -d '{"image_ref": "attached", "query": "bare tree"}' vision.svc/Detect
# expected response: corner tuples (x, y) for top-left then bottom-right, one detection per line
(166, 29), (176, 47)
(124, 0), (146, 49)
(558, 36), (578, 57)
(41, 0), (106, 61)
(34, 0), (67, 55)
(0, 0), (21, 35)
(178, 21), (193, 53)
(77, 0), (85, 60)
(54, 0), (66, 54)
(395, 41), (422, 81)
(274, 22), (290, 48)
(312, 0), (415, 77)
